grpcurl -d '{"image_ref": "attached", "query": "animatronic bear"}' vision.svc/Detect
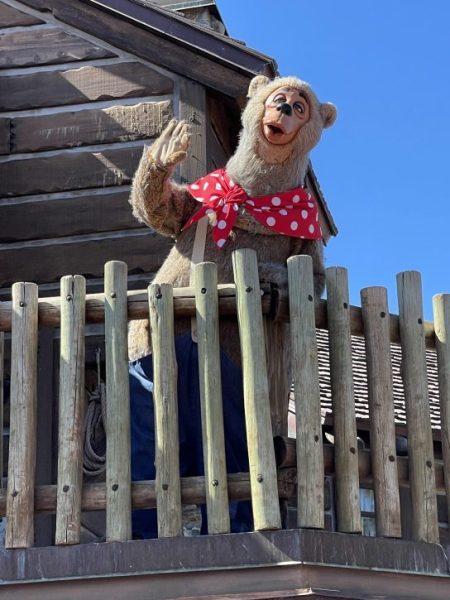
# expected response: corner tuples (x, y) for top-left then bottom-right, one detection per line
(128, 75), (336, 537)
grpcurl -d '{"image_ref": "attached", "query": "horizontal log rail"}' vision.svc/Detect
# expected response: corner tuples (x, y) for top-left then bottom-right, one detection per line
(0, 286), (437, 347)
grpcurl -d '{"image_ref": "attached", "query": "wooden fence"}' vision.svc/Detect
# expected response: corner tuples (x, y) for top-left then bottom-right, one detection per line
(0, 249), (449, 548)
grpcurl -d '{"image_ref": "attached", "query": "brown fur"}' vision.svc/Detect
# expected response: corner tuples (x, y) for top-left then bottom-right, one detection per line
(128, 75), (336, 434)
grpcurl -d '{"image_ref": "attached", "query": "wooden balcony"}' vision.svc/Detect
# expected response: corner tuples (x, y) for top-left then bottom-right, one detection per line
(0, 249), (449, 599)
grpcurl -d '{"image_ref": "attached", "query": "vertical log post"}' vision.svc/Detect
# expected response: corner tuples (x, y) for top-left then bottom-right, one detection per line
(361, 287), (401, 537)
(55, 276), (86, 545)
(194, 262), (230, 534)
(433, 294), (450, 527)
(148, 283), (182, 537)
(288, 255), (324, 529)
(0, 332), (4, 489)
(232, 249), (281, 531)
(326, 268), (361, 533)
(105, 261), (131, 542)
(397, 271), (439, 542)
(6, 282), (38, 548)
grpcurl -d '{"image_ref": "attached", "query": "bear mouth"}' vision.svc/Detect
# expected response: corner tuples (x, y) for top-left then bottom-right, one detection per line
(267, 124), (284, 135)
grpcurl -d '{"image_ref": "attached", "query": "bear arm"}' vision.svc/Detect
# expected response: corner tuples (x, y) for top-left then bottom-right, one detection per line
(129, 147), (196, 237)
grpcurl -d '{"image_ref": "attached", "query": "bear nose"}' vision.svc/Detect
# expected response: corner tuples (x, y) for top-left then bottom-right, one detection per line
(276, 102), (292, 116)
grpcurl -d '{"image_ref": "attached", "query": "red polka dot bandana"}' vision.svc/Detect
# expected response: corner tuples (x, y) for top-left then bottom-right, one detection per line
(182, 168), (322, 248)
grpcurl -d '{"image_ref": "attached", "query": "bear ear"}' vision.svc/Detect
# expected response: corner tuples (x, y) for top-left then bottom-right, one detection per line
(247, 75), (270, 98)
(320, 102), (337, 128)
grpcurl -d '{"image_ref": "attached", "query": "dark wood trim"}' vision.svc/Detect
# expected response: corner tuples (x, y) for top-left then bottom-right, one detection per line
(0, 1), (44, 28)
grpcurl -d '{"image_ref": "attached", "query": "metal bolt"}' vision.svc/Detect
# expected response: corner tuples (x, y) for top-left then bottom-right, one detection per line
(389, 455), (395, 462)
(426, 460), (432, 468)
(212, 479), (219, 487)
(111, 292), (116, 299)
(308, 294), (313, 302)
(201, 288), (207, 294)
(314, 435), (319, 442)
(343, 302), (348, 309)
(257, 474), (264, 483)
(245, 286), (253, 293)
(112, 484), (119, 491)
(63, 485), (70, 493)
(19, 301), (25, 307)
(66, 295), (72, 301)
(380, 311), (386, 318)
(350, 447), (356, 454)
(162, 483), (169, 490)
(418, 318), (423, 325)
(11, 490), (18, 498)
(156, 292), (162, 299)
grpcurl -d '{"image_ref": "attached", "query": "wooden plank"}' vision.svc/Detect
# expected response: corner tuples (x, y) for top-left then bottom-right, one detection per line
(232, 248), (281, 531)
(11, 100), (172, 153)
(179, 78), (207, 184)
(0, 331), (3, 487)
(55, 276), (86, 545)
(0, 188), (142, 243)
(0, 27), (115, 69)
(0, 144), (145, 197)
(0, 117), (9, 155)
(0, 229), (173, 288)
(194, 262), (230, 534)
(325, 268), (360, 533)
(148, 283), (182, 538)
(288, 255), (323, 529)
(6, 282), (38, 548)
(0, 61), (174, 111)
(0, 2), (43, 27)
(361, 287), (401, 538)
(396, 271), (439, 542)
(432, 294), (450, 527)
(104, 261), (131, 541)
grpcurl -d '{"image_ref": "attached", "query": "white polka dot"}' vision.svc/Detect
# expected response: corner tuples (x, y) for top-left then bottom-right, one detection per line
(301, 210), (308, 219)
(212, 173), (220, 178)
(217, 220), (227, 229)
(271, 196), (281, 206)
(210, 195), (219, 201)
(309, 224), (315, 234)
(229, 179), (235, 187)
(279, 209), (288, 216)
(247, 200), (255, 206)
(266, 216), (276, 226)
(215, 183), (223, 191)
(191, 184), (199, 190)
(308, 202), (315, 208)
(203, 182), (209, 190)
(293, 195), (300, 203)
(233, 204), (239, 211)
(217, 238), (226, 248)
(290, 221), (299, 231)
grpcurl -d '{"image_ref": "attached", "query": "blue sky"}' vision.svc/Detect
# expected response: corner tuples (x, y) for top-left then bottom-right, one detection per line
(219, 1), (450, 319)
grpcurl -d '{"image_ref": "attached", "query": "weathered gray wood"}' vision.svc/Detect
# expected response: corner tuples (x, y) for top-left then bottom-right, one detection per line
(148, 283), (182, 537)
(194, 262), (230, 534)
(0, 331), (3, 487)
(105, 261), (131, 541)
(0, 27), (115, 69)
(396, 271), (439, 542)
(432, 294), (450, 527)
(179, 78), (207, 184)
(0, 188), (141, 243)
(0, 229), (173, 288)
(361, 287), (401, 538)
(325, 268), (360, 533)
(0, 2), (43, 27)
(232, 248), (281, 531)
(0, 61), (173, 111)
(0, 144), (145, 197)
(6, 282), (38, 548)
(288, 255), (323, 529)
(0, 117), (9, 154)
(11, 101), (172, 153)
(55, 276), (86, 545)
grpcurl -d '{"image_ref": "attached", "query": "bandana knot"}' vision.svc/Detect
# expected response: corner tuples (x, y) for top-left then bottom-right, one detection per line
(182, 168), (322, 248)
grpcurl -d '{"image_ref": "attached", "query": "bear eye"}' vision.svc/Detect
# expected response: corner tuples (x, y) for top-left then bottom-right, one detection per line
(294, 102), (305, 114)
(273, 94), (286, 104)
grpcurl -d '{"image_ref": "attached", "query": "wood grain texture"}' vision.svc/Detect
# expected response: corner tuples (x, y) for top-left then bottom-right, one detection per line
(397, 271), (439, 543)
(232, 248), (281, 531)
(0, 229), (173, 288)
(0, 331), (3, 487)
(0, 188), (141, 243)
(194, 262), (230, 534)
(0, 61), (173, 111)
(55, 276), (86, 545)
(104, 261), (131, 541)
(0, 117), (9, 154)
(361, 286), (401, 538)
(0, 2), (43, 27)
(179, 78), (207, 184)
(11, 100), (172, 153)
(148, 283), (182, 538)
(288, 255), (324, 529)
(0, 27), (115, 69)
(325, 268), (360, 533)
(6, 282), (38, 548)
(432, 293), (450, 527)
(0, 144), (145, 197)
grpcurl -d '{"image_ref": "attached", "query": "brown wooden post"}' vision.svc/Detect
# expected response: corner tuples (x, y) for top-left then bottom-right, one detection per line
(0, 332), (4, 488)
(326, 267), (361, 533)
(397, 271), (439, 542)
(232, 249), (281, 531)
(55, 276), (86, 545)
(194, 262), (230, 534)
(6, 282), (38, 548)
(105, 261), (132, 542)
(288, 255), (324, 529)
(432, 293), (450, 527)
(148, 283), (182, 537)
(361, 287), (401, 538)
